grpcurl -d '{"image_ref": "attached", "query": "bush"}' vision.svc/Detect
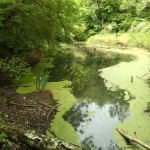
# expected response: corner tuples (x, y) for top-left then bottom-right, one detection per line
(130, 21), (150, 33)
(0, 57), (31, 85)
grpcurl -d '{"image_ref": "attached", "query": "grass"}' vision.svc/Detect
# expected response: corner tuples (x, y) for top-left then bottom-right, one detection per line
(128, 33), (150, 50)
(87, 32), (150, 50)
(87, 33), (129, 47)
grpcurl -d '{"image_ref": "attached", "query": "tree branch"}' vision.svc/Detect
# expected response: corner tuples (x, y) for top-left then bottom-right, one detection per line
(116, 128), (150, 150)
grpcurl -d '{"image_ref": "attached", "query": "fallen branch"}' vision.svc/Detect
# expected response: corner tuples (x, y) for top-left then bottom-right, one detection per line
(116, 128), (150, 150)
(38, 102), (53, 108)
(139, 73), (148, 79)
(8, 102), (38, 107)
(47, 104), (60, 119)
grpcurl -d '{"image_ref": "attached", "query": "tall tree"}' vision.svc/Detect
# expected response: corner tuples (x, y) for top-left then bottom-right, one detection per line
(0, 0), (80, 54)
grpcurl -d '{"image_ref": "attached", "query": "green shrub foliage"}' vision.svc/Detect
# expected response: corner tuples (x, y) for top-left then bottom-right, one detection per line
(0, 133), (13, 149)
(0, 57), (31, 85)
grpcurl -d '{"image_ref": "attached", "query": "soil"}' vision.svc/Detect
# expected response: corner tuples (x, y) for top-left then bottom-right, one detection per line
(0, 86), (58, 133)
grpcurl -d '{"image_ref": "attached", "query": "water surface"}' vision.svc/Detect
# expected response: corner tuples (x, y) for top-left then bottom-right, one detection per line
(63, 50), (134, 150)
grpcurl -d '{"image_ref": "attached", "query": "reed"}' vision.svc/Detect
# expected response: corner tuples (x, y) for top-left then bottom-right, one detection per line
(34, 71), (50, 91)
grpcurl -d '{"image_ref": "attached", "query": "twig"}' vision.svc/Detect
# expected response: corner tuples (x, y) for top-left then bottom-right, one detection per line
(47, 104), (60, 119)
(8, 102), (38, 107)
(139, 73), (148, 79)
(117, 128), (150, 150)
(38, 102), (52, 108)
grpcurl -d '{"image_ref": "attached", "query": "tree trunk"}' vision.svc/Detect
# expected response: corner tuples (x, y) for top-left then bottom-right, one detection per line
(0, 126), (83, 150)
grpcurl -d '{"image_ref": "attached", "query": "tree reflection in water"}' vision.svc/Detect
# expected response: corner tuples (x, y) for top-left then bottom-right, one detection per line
(64, 100), (130, 150)
(109, 101), (131, 122)
(63, 50), (134, 149)
(64, 62), (132, 149)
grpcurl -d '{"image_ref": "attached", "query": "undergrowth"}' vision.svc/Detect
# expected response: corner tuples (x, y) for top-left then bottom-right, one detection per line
(128, 33), (150, 50)
(0, 133), (13, 150)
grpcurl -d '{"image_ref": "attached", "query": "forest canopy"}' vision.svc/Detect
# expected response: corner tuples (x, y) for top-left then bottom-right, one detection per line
(0, 0), (149, 54)
(0, 0), (80, 53)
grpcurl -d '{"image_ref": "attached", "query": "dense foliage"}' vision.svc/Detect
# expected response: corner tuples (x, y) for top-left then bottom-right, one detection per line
(0, 0), (80, 54)
(0, 132), (13, 149)
(0, 0), (149, 54)
(79, 0), (150, 34)
(0, 57), (31, 85)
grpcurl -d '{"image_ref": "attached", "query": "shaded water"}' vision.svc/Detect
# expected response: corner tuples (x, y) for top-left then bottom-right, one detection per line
(60, 49), (134, 150)
(100, 49), (150, 150)
(64, 75), (131, 150)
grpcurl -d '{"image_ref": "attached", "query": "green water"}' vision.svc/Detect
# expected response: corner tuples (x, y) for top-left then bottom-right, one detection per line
(63, 51), (133, 149)
(16, 62), (81, 146)
(16, 45), (150, 150)
(100, 48), (150, 150)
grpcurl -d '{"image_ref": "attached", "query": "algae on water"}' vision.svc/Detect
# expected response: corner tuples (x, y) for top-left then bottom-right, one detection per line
(100, 48), (150, 150)
(16, 60), (80, 146)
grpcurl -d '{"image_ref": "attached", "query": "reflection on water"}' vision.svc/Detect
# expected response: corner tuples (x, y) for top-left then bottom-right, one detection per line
(64, 71), (131, 150)
(64, 100), (131, 150)
(48, 47), (134, 149)
(63, 51), (133, 149)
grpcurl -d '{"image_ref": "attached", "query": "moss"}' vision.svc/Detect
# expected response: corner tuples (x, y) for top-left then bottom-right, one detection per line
(46, 81), (80, 146)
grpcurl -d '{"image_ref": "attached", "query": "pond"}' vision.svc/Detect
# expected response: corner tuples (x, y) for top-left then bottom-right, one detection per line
(63, 60), (132, 150)
(15, 44), (150, 150)
(17, 45), (150, 150)
(100, 48), (150, 150)
(48, 46), (137, 149)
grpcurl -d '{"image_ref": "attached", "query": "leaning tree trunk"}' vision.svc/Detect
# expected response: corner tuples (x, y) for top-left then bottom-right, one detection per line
(0, 126), (83, 150)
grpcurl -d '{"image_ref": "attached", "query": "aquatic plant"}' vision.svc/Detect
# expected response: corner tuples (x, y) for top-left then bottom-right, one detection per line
(34, 71), (50, 91)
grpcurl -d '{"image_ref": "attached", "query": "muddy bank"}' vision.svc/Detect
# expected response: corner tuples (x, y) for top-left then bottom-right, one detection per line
(0, 86), (57, 133)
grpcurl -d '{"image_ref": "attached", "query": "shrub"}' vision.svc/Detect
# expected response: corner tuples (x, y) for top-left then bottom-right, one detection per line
(0, 57), (31, 85)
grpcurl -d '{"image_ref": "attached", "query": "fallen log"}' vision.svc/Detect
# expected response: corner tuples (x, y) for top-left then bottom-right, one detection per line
(116, 128), (150, 150)
(0, 125), (83, 150)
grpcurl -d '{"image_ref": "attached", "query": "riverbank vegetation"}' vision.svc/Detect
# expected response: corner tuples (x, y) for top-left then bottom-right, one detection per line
(0, 0), (150, 149)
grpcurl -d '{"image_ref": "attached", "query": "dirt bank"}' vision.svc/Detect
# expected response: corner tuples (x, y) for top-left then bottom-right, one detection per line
(0, 86), (57, 133)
